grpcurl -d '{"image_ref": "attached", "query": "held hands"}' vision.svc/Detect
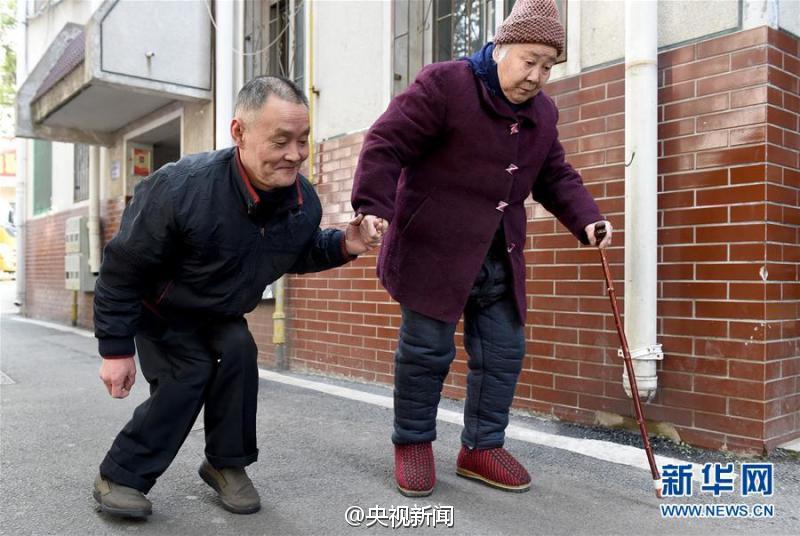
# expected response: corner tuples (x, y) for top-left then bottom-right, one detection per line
(585, 220), (613, 249)
(99, 357), (137, 399)
(345, 214), (388, 256)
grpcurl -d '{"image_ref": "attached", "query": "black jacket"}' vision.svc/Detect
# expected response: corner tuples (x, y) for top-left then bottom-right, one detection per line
(94, 147), (353, 357)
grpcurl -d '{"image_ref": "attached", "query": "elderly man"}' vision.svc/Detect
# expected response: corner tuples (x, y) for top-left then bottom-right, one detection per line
(352, 0), (612, 497)
(93, 76), (382, 518)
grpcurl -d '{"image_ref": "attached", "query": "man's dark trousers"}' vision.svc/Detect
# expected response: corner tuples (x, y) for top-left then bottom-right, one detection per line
(100, 315), (259, 493)
(392, 255), (526, 449)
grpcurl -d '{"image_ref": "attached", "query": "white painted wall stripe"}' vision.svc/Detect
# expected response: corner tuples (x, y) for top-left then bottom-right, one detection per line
(7, 316), (94, 338)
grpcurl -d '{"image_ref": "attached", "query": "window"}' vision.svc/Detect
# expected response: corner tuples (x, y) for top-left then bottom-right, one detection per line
(267, 1), (289, 77)
(292, 1), (305, 89)
(393, 0), (567, 94)
(392, 1), (422, 96)
(73, 144), (89, 203)
(244, 0), (305, 87)
(434, 0), (495, 62)
(393, 0), (496, 95)
(32, 140), (52, 215)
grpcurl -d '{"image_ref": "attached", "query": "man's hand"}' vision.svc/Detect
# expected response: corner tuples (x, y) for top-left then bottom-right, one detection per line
(585, 220), (613, 249)
(345, 214), (388, 256)
(99, 357), (137, 399)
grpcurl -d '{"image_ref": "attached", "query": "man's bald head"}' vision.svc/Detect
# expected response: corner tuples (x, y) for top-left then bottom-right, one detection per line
(234, 76), (308, 125)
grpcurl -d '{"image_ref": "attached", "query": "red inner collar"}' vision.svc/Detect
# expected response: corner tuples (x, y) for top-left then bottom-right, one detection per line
(235, 147), (304, 206)
(235, 147), (260, 204)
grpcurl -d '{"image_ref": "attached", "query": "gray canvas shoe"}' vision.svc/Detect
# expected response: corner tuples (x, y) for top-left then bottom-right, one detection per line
(199, 460), (261, 514)
(93, 473), (152, 518)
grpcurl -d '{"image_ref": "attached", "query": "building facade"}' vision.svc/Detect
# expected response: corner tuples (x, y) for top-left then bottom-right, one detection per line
(16, 0), (800, 454)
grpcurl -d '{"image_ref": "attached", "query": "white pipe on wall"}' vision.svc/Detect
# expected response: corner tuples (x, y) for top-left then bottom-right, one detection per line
(215, 0), (235, 149)
(624, 0), (663, 401)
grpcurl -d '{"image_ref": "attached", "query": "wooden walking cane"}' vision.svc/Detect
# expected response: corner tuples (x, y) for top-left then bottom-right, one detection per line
(594, 222), (662, 498)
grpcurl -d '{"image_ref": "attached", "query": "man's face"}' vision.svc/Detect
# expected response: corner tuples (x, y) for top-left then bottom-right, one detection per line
(497, 43), (558, 104)
(231, 96), (310, 191)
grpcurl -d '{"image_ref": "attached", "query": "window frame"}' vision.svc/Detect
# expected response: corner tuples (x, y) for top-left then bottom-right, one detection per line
(391, 0), (568, 95)
(243, 0), (305, 83)
(32, 139), (52, 216)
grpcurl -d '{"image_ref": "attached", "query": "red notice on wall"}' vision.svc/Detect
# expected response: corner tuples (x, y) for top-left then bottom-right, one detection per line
(132, 148), (151, 176)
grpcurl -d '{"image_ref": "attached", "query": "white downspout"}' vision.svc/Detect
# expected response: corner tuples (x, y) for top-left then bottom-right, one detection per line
(214, 0), (235, 149)
(14, 0), (28, 309)
(88, 146), (101, 273)
(624, 0), (663, 401)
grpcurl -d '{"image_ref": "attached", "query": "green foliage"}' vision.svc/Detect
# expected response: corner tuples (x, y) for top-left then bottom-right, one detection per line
(0, 0), (17, 106)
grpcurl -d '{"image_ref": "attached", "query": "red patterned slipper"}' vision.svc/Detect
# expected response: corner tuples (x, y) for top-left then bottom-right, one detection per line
(395, 442), (435, 497)
(456, 446), (531, 492)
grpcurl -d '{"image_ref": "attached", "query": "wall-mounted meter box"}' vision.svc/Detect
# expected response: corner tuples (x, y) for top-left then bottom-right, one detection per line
(64, 215), (96, 292)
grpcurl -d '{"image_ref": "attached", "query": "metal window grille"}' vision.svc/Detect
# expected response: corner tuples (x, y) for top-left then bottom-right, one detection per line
(392, 0), (568, 95)
(243, 0), (305, 84)
(434, 0), (495, 63)
(392, 0), (428, 96)
(293, 1), (305, 89)
(73, 144), (89, 203)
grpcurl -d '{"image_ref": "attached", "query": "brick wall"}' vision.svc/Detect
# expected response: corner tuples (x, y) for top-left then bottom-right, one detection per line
(282, 27), (799, 454)
(24, 198), (125, 329)
(288, 134), (398, 384)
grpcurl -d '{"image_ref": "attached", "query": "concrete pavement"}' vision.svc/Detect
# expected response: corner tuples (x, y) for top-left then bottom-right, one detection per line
(1, 282), (799, 535)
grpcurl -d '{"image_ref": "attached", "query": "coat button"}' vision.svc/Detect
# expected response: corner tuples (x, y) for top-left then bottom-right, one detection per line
(506, 164), (519, 174)
(509, 123), (519, 135)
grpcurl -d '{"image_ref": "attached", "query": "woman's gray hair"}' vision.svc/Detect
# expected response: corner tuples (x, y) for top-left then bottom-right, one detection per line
(492, 44), (510, 63)
(234, 76), (308, 118)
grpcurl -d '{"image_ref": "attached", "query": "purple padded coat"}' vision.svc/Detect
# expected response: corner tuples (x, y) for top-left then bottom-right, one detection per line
(352, 61), (603, 324)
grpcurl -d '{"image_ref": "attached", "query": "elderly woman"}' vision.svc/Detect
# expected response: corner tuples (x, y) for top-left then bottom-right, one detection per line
(352, 0), (612, 497)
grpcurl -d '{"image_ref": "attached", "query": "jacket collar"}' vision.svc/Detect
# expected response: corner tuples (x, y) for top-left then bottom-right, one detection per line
(462, 45), (540, 126)
(232, 147), (304, 216)
(472, 70), (541, 126)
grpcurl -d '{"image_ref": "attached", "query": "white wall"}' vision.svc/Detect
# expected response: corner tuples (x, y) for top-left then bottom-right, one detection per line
(101, 1), (212, 90)
(779, 0), (800, 36)
(24, 0), (103, 219)
(50, 141), (77, 213)
(312, 0), (753, 139)
(579, 0), (740, 69)
(25, 0), (103, 70)
(313, 0), (389, 140)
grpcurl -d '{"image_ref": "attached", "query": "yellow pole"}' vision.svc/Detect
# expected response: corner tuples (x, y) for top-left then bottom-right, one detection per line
(307, 0), (317, 184)
(272, 276), (286, 368)
(71, 290), (78, 326)
(273, 0), (315, 369)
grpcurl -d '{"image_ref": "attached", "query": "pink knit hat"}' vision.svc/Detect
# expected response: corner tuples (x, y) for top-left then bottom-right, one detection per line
(494, 0), (565, 56)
